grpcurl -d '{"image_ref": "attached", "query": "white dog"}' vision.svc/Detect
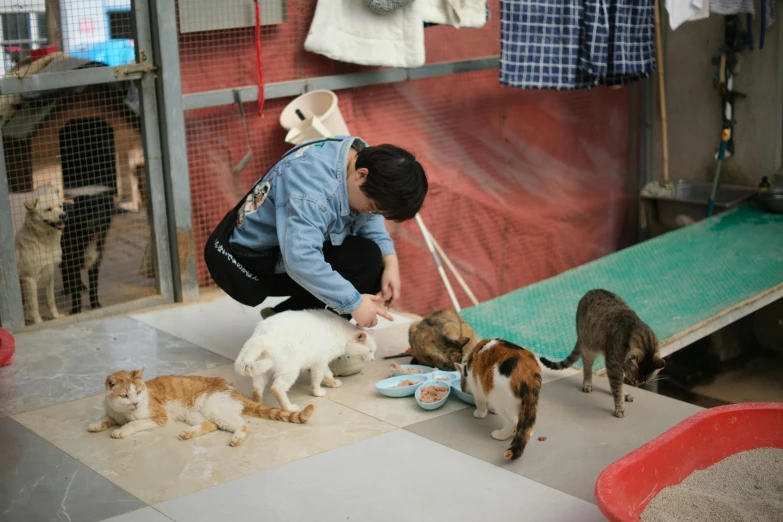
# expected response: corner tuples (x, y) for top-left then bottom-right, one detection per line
(15, 186), (67, 324)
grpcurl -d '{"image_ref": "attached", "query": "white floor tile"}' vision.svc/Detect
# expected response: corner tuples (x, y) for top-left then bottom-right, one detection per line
(101, 507), (172, 522)
(16, 365), (393, 505)
(131, 294), (411, 360)
(156, 430), (603, 522)
(131, 295), (280, 359)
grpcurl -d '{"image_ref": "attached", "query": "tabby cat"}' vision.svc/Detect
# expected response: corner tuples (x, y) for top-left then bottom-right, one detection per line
(88, 369), (314, 446)
(540, 289), (665, 418)
(408, 309), (480, 370)
(455, 338), (542, 461)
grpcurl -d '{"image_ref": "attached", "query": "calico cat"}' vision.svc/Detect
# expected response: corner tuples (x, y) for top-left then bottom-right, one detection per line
(88, 369), (314, 447)
(234, 309), (377, 412)
(408, 309), (480, 370)
(540, 289), (665, 418)
(455, 338), (542, 461)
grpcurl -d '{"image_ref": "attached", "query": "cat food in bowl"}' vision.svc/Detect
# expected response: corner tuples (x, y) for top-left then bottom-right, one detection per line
(376, 375), (428, 398)
(450, 379), (476, 405)
(430, 370), (460, 383)
(414, 383), (451, 410)
(391, 362), (434, 377)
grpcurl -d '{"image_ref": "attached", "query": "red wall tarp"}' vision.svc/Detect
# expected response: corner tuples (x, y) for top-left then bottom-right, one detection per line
(180, 1), (631, 315)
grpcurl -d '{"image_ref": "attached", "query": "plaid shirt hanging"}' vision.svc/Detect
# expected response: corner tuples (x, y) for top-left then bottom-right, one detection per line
(500, 0), (656, 90)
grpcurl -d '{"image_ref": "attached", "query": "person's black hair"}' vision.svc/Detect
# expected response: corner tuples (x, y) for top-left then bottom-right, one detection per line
(355, 144), (428, 222)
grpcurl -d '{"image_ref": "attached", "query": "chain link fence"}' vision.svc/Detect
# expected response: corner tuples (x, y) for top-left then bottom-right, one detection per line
(179, 0), (634, 315)
(0, 0), (168, 330)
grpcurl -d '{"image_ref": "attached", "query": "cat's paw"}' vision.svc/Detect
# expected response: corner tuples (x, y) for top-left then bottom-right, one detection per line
(491, 429), (514, 441)
(624, 394), (634, 403)
(312, 388), (327, 397)
(582, 384), (593, 393)
(229, 427), (249, 447)
(473, 409), (488, 419)
(179, 430), (195, 440)
(111, 428), (128, 439)
(88, 422), (106, 433)
(325, 378), (342, 388)
(285, 404), (301, 413)
(228, 429), (249, 448)
(488, 406), (497, 415)
(614, 408), (625, 418)
(50, 309), (59, 319)
(229, 436), (246, 447)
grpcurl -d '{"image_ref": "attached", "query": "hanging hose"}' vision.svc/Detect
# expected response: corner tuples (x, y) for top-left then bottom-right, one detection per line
(707, 128), (732, 218)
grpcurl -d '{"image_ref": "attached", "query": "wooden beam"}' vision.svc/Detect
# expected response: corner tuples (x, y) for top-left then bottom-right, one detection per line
(45, 0), (62, 49)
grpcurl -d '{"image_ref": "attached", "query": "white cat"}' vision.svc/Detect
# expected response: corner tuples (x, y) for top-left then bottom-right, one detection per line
(234, 309), (377, 412)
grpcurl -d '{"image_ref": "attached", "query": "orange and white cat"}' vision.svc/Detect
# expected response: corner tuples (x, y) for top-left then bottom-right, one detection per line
(88, 369), (314, 447)
(455, 339), (542, 460)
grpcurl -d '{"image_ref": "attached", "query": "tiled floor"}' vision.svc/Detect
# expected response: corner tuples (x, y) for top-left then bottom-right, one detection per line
(406, 374), (703, 502)
(0, 417), (145, 522)
(1, 295), (703, 521)
(0, 317), (229, 418)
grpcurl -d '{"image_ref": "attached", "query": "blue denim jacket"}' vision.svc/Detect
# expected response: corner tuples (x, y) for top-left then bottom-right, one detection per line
(229, 136), (395, 314)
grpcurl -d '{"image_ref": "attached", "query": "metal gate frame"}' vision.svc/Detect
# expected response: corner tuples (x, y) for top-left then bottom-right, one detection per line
(0, 0), (199, 333)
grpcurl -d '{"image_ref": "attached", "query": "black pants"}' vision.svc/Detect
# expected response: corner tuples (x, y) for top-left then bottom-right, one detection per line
(205, 213), (384, 315)
(269, 236), (384, 315)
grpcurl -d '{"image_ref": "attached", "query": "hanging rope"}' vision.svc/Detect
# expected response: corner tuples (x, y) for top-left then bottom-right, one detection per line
(254, 0), (265, 117)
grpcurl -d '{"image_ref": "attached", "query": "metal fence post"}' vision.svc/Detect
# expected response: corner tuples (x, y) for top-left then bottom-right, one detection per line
(149, 0), (199, 302)
(133, 0), (174, 303)
(0, 134), (25, 332)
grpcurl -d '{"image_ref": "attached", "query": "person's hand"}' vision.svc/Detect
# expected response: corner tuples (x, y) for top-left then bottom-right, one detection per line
(379, 254), (401, 307)
(351, 294), (394, 328)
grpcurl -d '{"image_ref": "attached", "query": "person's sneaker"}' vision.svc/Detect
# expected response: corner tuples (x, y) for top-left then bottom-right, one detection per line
(260, 308), (277, 319)
(329, 354), (364, 377)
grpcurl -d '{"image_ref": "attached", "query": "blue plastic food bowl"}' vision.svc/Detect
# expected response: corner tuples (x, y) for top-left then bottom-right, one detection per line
(414, 382), (451, 410)
(390, 364), (433, 377)
(450, 379), (476, 405)
(375, 374), (428, 398)
(430, 370), (460, 384)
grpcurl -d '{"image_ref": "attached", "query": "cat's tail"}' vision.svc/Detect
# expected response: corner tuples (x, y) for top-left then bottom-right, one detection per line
(235, 356), (274, 377)
(539, 342), (580, 370)
(234, 338), (272, 377)
(504, 386), (539, 461)
(235, 392), (315, 424)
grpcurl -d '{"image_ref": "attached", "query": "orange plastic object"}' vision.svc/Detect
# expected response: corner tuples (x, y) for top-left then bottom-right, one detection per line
(595, 403), (783, 522)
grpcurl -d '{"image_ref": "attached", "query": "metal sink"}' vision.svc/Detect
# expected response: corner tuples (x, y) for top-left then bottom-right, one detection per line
(641, 180), (756, 230)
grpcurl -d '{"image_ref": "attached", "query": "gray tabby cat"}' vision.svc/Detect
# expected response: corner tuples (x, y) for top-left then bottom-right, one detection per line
(540, 289), (665, 418)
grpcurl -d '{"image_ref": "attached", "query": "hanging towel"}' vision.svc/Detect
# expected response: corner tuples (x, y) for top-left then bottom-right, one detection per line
(304, 0), (425, 68)
(424, 3), (490, 27)
(419, 0), (488, 28)
(710, 0), (754, 15)
(666, 0), (710, 31)
(764, 0), (775, 27)
(500, 0), (656, 90)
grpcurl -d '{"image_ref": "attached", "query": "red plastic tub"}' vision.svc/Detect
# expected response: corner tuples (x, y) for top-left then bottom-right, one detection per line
(595, 402), (783, 522)
(0, 327), (14, 366)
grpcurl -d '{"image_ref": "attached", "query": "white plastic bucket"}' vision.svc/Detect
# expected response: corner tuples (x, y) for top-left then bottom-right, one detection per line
(284, 115), (335, 145)
(279, 90), (350, 136)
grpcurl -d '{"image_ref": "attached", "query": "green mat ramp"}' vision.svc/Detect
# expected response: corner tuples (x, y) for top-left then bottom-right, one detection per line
(461, 204), (783, 369)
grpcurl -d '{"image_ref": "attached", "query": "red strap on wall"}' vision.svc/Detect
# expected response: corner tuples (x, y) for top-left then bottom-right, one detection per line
(254, 0), (265, 117)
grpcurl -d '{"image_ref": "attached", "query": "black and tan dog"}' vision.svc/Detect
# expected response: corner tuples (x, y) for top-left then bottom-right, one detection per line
(60, 193), (116, 315)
